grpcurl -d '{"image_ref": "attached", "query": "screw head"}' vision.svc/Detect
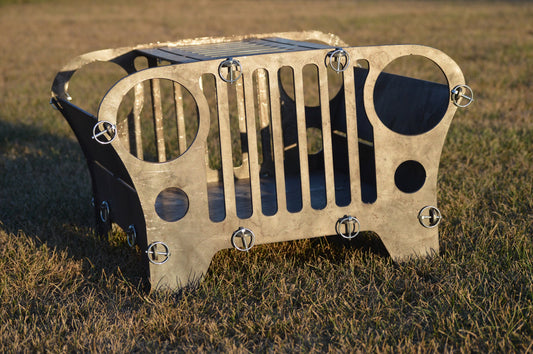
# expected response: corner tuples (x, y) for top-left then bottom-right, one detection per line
(127, 225), (136, 248)
(335, 215), (361, 239)
(326, 48), (350, 73)
(146, 241), (170, 265)
(451, 84), (474, 107)
(231, 227), (255, 251)
(99, 201), (109, 223)
(92, 120), (117, 144)
(218, 58), (242, 83)
(418, 206), (442, 228)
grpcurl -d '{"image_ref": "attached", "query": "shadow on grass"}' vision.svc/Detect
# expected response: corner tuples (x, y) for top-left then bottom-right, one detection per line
(0, 118), (147, 288)
(0, 118), (391, 293)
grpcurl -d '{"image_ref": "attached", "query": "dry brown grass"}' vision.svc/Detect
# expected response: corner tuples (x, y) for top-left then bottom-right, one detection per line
(0, 0), (532, 352)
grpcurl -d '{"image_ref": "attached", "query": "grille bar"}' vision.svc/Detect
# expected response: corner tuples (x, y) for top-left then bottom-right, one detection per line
(216, 77), (236, 218)
(293, 67), (312, 208)
(243, 73), (262, 216)
(268, 68), (287, 212)
(318, 65), (336, 206)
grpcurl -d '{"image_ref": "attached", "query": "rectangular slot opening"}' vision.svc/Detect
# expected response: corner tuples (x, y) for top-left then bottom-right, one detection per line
(202, 73), (226, 222)
(303, 64), (327, 210)
(354, 65), (377, 203)
(278, 66), (303, 213)
(253, 69), (277, 216)
(330, 67), (351, 207)
(229, 79), (253, 219)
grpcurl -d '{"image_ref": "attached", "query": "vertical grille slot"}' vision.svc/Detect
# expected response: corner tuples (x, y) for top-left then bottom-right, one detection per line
(216, 76), (237, 219)
(150, 78), (166, 162)
(203, 73), (226, 222)
(254, 69), (278, 216)
(354, 63), (377, 204)
(302, 64), (326, 210)
(268, 68), (287, 213)
(279, 66), (303, 213)
(242, 73), (261, 217)
(293, 66), (312, 209)
(200, 53), (376, 221)
(338, 65), (359, 206)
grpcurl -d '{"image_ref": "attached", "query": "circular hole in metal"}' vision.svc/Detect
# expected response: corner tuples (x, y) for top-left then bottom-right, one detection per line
(117, 78), (199, 163)
(155, 187), (189, 222)
(394, 160), (426, 193)
(373, 55), (448, 135)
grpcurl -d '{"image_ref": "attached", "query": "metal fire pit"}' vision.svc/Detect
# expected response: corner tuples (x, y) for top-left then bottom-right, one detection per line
(51, 31), (473, 290)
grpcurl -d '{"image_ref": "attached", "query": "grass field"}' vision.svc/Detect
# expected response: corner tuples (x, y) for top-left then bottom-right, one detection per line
(1, 0), (532, 351)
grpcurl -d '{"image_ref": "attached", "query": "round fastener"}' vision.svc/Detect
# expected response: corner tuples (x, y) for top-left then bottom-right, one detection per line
(126, 224), (136, 248)
(99, 201), (109, 223)
(325, 48), (350, 73)
(231, 227), (255, 252)
(92, 120), (117, 144)
(146, 241), (170, 265)
(218, 58), (242, 83)
(451, 84), (474, 107)
(418, 206), (442, 228)
(49, 97), (59, 110)
(335, 215), (361, 239)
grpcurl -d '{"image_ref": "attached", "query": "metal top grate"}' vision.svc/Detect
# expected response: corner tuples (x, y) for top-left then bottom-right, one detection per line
(136, 37), (334, 64)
